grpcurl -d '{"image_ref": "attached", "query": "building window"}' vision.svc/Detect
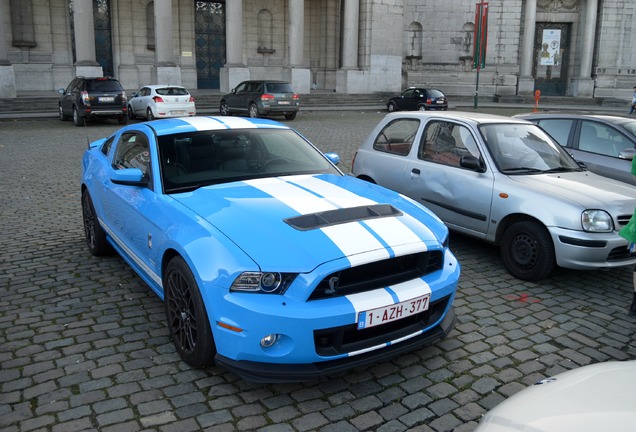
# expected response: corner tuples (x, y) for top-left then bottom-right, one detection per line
(10, 0), (36, 48)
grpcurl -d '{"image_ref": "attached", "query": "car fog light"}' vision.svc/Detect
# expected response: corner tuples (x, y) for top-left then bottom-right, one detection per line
(260, 334), (279, 348)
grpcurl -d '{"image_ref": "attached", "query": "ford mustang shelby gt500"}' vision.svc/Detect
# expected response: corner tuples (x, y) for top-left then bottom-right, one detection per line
(81, 116), (460, 382)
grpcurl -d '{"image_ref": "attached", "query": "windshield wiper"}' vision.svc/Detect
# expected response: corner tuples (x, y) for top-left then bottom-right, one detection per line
(501, 167), (544, 173)
(542, 166), (580, 173)
(165, 184), (204, 194)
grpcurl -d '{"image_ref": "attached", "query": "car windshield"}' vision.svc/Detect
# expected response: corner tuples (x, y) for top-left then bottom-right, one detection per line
(156, 87), (189, 96)
(158, 129), (341, 193)
(479, 123), (582, 174)
(618, 119), (636, 137)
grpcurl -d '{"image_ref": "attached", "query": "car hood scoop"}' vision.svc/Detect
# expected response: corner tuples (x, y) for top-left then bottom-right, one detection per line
(284, 204), (402, 231)
(172, 174), (442, 270)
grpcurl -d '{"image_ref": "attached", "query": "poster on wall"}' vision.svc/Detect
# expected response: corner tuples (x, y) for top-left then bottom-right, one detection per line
(540, 29), (561, 66)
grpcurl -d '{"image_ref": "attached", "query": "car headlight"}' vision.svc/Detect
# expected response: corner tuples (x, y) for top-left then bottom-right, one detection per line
(230, 271), (297, 294)
(581, 209), (613, 232)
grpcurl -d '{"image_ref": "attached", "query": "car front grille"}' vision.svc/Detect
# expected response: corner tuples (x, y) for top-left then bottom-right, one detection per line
(308, 251), (443, 301)
(313, 295), (451, 356)
(608, 246), (636, 261)
(618, 214), (632, 227)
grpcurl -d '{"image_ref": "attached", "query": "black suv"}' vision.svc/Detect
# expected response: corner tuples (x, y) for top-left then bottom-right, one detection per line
(386, 87), (448, 112)
(219, 80), (300, 120)
(58, 76), (128, 126)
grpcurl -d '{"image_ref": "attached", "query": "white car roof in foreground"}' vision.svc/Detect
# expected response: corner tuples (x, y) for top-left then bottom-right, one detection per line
(475, 360), (636, 432)
(385, 110), (532, 125)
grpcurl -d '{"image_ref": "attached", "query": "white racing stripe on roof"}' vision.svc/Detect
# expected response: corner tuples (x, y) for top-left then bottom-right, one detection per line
(213, 116), (270, 129)
(177, 116), (228, 131)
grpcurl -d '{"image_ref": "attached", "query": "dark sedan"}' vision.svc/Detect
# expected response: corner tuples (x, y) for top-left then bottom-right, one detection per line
(386, 87), (447, 112)
(517, 113), (636, 185)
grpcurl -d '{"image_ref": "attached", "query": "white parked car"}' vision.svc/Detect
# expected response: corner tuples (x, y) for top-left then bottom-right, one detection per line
(351, 111), (636, 281)
(475, 361), (636, 432)
(127, 85), (196, 120)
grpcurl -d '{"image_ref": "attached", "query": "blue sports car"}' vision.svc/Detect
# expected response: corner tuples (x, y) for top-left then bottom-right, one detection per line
(81, 116), (460, 382)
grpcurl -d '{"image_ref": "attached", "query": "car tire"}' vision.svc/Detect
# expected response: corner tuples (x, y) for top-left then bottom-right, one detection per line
(59, 105), (69, 121)
(81, 189), (112, 256)
(73, 107), (83, 127)
(284, 112), (297, 120)
(164, 256), (216, 368)
(387, 102), (397, 113)
(249, 103), (260, 118)
(219, 101), (230, 116)
(147, 108), (155, 121)
(417, 105), (427, 111)
(500, 220), (555, 281)
(127, 105), (135, 120)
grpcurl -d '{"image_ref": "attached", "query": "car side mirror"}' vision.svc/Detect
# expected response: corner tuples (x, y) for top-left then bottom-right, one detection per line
(58, 88), (65, 94)
(619, 148), (636, 161)
(232, 88), (237, 94)
(459, 155), (485, 172)
(324, 152), (340, 165)
(111, 168), (148, 186)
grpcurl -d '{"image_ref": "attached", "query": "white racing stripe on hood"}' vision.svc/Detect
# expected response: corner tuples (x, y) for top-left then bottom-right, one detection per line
(245, 177), (338, 214)
(245, 176), (426, 263)
(288, 175), (376, 207)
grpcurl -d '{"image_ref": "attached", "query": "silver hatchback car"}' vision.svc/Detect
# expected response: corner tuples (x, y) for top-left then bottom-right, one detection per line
(351, 111), (636, 281)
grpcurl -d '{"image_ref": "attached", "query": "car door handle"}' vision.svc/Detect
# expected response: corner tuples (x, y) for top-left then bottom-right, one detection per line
(411, 168), (421, 176)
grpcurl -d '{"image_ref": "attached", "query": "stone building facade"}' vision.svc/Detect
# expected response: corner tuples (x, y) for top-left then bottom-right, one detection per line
(0, 0), (634, 100)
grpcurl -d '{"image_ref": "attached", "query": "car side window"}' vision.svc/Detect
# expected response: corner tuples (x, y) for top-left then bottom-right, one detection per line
(372, 119), (419, 156)
(536, 119), (573, 147)
(113, 133), (151, 177)
(419, 121), (480, 168)
(101, 136), (115, 157)
(235, 82), (247, 93)
(579, 121), (630, 157)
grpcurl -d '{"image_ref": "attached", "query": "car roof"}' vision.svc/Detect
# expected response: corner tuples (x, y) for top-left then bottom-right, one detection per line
(516, 112), (634, 123)
(386, 110), (532, 125)
(144, 84), (187, 89)
(141, 116), (291, 137)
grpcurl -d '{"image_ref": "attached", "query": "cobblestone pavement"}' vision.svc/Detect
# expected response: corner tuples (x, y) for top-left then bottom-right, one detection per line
(1, 111), (636, 432)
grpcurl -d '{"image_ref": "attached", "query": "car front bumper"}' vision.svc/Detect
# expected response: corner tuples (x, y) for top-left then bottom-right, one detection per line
(214, 306), (456, 383)
(550, 226), (636, 269)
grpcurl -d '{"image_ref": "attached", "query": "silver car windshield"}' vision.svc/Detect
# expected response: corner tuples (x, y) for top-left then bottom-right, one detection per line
(479, 123), (582, 174)
(158, 129), (341, 193)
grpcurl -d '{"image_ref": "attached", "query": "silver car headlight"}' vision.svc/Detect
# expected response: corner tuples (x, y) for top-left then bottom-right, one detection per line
(230, 271), (296, 294)
(581, 210), (613, 232)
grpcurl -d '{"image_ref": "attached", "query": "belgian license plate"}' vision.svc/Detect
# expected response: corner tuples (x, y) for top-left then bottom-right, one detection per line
(171, 110), (185, 115)
(99, 97), (114, 102)
(278, 101), (290, 105)
(436, 100), (444, 104)
(357, 294), (430, 330)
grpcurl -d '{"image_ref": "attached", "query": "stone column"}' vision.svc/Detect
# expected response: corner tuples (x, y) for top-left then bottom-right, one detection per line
(518, 0), (536, 95)
(0, 0), (17, 97)
(154, 0), (181, 84)
(336, 0), (361, 93)
(284, 0), (310, 93)
(572, 0), (597, 97)
(220, 0), (248, 92)
(73, 0), (103, 77)
(341, 0), (359, 69)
